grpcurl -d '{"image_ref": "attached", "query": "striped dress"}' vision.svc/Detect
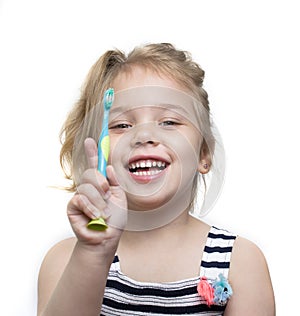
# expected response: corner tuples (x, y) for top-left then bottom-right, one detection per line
(101, 226), (237, 315)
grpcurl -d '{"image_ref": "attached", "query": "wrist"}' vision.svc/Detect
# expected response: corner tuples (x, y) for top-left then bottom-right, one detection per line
(74, 238), (119, 266)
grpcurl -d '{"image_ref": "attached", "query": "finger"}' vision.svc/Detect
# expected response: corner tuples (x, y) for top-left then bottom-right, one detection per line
(84, 138), (98, 169)
(76, 183), (107, 211)
(68, 194), (101, 220)
(106, 165), (126, 203)
(106, 165), (120, 187)
(105, 165), (128, 230)
(80, 169), (110, 198)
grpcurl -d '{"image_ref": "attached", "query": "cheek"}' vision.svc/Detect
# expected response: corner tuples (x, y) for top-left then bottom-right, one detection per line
(108, 133), (136, 188)
(168, 132), (200, 168)
(107, 137), (115, 164)
(162, 132), (200, 195)
(108, 134), (126, 164)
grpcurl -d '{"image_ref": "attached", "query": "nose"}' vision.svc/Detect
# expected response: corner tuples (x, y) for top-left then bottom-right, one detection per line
(130, 123), (160, 147)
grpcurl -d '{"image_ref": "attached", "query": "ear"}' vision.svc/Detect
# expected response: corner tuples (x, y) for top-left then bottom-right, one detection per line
(198, 140), (212, 174)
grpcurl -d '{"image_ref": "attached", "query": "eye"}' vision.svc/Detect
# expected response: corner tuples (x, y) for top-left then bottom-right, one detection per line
(159, 120), (180, 127)
(110, 123), (132, 129)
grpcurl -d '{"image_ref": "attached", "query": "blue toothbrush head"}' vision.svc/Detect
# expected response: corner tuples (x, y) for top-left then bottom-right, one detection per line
(103, 88), (114, 110)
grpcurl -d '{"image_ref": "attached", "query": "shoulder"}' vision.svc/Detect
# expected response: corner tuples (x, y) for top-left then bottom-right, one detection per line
(39, 237), (77, 272)
(225, 236), (275, 315)
(230, 236), (270, 279)
(37, 237), (77, 314)
(231, 236), (265, 263)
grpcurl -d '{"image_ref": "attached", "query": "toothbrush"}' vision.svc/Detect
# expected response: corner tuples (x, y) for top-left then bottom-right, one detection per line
(87, 88), (114, 231)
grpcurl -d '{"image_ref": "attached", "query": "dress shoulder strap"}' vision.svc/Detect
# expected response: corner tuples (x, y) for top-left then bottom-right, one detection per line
(110, 255), (121, 272)
(200, 226), (237, 280)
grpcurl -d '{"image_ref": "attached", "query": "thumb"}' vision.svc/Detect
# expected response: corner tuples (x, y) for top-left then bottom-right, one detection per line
(105, 165), (128, 230)
(106, 165), (120, 187)
(106, 165), (127, 209)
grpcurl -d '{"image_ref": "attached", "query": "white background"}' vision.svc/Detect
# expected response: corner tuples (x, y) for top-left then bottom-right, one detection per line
(0, 0), (299, 315)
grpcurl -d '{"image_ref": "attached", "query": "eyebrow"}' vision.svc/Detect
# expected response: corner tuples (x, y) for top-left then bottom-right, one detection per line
(109, 103), (190, 116)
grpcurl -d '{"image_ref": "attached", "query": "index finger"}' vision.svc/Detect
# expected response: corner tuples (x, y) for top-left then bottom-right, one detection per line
(84, 138), (98, 169)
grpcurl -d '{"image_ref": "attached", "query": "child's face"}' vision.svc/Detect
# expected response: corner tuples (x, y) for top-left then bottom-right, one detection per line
(108, 66), (204, 213)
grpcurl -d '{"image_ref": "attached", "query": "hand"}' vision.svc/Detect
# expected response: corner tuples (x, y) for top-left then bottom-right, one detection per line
(67, 138), (128, 248)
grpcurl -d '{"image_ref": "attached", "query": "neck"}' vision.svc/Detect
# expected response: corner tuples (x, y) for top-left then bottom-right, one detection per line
(120, 208), (193, 244)
(125, 186), (194, 231)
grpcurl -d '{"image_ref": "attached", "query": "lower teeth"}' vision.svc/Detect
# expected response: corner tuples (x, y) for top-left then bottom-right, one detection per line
(132, 169), (162, 176)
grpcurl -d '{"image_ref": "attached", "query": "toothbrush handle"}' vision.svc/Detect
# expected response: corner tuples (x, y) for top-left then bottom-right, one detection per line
(87, 114), (110, 231)
(97, 125), (110, 177)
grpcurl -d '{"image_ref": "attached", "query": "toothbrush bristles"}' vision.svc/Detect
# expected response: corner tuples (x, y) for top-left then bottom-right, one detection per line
(104, 88), (114, 109)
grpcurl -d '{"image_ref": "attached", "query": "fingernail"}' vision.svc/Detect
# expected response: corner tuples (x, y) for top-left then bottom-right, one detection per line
(90, 206), (101, 219)
(92, 212), (101, 219)
(103, 190), (111, 200)
(102, 207), (112, 218)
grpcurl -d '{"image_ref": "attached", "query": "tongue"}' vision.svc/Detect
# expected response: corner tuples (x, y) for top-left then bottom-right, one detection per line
(135, 166), (160, 172)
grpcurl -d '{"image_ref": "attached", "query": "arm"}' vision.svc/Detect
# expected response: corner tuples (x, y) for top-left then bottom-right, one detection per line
(224, 237), (275, 316)
(37, 237), (75, 315)
(38, 138), (127, 316)
(38, 234), (120, 316)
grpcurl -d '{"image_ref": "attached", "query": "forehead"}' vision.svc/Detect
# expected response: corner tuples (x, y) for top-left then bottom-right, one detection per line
(112, 66), (190, 93)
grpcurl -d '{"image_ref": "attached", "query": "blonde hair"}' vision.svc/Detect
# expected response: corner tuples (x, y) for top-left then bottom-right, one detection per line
(60, 43), (213, 202)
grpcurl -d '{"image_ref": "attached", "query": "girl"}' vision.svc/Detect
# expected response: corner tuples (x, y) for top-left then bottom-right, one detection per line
(37, 43), (275, 315)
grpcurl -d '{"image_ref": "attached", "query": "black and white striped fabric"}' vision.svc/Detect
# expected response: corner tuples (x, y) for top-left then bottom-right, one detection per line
(101, 226), (236, 316)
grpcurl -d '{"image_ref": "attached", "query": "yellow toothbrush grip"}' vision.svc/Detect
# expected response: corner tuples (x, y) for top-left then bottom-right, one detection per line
(101, 135), (110, 162)
(87, 217), (108, 231)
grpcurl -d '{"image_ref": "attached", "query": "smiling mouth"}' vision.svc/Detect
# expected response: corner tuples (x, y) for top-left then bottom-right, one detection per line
(128, 159), (169, 176)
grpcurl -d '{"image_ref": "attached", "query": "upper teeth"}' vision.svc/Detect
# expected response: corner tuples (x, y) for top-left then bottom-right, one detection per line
(129, 160), (166, 170)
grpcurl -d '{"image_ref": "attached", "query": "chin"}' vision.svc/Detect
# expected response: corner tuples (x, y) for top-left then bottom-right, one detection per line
(126, 190), (176, 211)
